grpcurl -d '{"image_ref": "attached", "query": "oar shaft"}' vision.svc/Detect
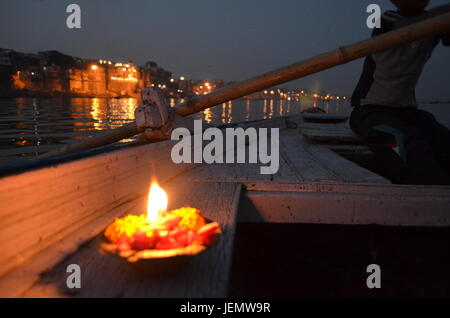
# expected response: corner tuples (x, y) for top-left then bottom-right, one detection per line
(41, 11), (450, 159)
(40, 122), (138, 158)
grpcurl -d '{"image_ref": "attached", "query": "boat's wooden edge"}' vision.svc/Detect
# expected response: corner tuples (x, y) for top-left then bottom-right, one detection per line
(237, 180), (450, 226)
(0, 140), (146, 178)
(243, 181), (450, 195)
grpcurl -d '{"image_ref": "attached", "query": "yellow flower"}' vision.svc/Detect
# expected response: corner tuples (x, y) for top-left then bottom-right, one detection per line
(105, 214), (148, 243)
(167, 207), (206, 231)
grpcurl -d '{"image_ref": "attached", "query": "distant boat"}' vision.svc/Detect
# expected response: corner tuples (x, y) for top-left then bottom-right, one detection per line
(301, 107), (348, 123)
(301, 107), (326, 114)
(113, 94), (132, 99)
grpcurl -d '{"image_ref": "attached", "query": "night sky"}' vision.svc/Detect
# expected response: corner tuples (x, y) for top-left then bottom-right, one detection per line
(1, 0), (449, 98)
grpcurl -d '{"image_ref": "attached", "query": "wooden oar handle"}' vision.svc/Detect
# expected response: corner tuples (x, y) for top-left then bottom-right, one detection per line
(40, 10), (450, 159)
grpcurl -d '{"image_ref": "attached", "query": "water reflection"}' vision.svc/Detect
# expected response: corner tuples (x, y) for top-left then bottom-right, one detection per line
(227, 101), (232, 123)
(263, 100), (268, 120)
(191, 98), (352, 125)
(0, 97), (140, 163)
(221, 103), (227, 122)
(89, 97), (137, 130)
(245, 99), (250, 121)
(90, 98), (102, 130)
(0, 97), (352, 165)
(269, 100), (274, 119)
(203, 107), (213, 124)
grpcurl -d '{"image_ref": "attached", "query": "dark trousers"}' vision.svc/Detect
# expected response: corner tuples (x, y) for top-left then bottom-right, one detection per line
(349, 105), (450, 185)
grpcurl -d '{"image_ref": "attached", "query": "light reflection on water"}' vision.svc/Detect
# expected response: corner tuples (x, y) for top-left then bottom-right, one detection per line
(0, 96), (352, 165)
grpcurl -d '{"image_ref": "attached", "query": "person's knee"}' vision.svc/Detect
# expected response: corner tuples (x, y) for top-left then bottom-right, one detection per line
(416, 109), (436, 122)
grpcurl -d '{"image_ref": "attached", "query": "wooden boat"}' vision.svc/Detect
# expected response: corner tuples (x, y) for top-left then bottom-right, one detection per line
(1, 114), (449, 298)
(2, 11), (450, 297)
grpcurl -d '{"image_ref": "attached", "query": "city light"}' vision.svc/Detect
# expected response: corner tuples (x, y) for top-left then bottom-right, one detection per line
(8, 49), (351, 103)
(110, 76), (138, 82)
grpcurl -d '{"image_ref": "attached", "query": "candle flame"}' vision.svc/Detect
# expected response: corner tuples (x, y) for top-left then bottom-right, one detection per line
(147, 181), (168, 222)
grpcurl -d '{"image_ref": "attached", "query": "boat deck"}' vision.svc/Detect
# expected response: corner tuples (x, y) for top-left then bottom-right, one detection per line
(1, 115), (449, 297)
(188, 117), (386, 184)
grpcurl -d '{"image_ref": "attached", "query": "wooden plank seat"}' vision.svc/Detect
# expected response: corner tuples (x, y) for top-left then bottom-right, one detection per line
(295, 118), (373, 156)
(297, 120), (362, 142)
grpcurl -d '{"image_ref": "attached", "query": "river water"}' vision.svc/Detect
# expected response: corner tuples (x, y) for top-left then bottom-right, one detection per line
(0, 97), (448, 166)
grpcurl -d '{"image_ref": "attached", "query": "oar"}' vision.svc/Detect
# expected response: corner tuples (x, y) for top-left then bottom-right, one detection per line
(40, 10), (450, 159)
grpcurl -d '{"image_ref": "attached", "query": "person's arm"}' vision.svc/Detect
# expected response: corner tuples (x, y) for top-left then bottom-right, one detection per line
(393, 4), (450, 46)
(395, 3), (450, 26)
(426, 4), (450, 46)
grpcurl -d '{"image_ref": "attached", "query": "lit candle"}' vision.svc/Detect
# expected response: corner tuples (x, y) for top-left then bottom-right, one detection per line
(146, 182), (168, 223)
(103, 181), (220, 254)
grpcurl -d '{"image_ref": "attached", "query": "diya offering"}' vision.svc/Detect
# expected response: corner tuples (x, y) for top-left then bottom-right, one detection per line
(100, 181), (221, 275)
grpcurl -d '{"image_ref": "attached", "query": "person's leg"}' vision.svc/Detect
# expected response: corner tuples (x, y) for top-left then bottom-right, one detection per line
(350, 106), (412, 183)
(404, 109), (450, 175)
(350, 105), (450, 185)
